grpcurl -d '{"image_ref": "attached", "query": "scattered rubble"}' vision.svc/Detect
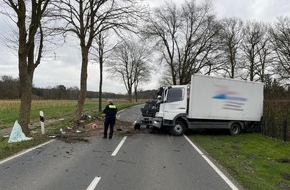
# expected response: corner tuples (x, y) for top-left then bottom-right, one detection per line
(55, 118), (138, 143)
(1, 113), (151, 143)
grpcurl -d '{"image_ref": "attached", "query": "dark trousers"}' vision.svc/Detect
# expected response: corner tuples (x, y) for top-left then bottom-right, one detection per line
(104, 118), (115, 138)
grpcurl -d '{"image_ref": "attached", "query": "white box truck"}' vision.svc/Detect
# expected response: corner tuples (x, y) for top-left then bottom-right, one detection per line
(151, 75), (264, 135)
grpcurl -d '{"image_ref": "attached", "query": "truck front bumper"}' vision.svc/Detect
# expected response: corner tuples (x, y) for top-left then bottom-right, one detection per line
(152, 118), (162, 128)
(141, 117), (152, 124)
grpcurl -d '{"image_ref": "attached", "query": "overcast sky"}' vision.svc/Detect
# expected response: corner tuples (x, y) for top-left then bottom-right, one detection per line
(1, 0), (290, 94)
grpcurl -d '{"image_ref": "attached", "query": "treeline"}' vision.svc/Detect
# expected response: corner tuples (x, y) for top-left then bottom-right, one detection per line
(264, 78), (290, 100)
(0, 76), (19, 99)
(0, 75), (156, 100)
(1, 74), (290, 101)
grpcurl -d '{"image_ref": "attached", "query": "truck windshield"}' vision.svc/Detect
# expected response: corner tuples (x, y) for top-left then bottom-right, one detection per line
(167, 88), (184, 103)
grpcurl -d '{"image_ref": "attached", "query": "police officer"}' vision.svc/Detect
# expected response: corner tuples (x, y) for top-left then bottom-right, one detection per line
(103, 99), (117, 139)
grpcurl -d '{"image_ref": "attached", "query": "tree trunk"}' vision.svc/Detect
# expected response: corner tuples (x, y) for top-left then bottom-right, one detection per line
(74, 47), (89, 121)
(250, 62), (254, 81)
(98, 53), (103, 112)
(134, 84), (138, 102)
(230, 59), (235, 78)
(128, 87), (132, 102)
(18, 57), (33, 136)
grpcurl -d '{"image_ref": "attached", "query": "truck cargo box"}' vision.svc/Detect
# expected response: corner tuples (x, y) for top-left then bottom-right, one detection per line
(188, 75), (263, 121)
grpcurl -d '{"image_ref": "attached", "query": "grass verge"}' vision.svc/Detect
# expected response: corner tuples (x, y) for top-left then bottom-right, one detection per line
(188, 132), (290, 190)
(0, 135), (50, 161)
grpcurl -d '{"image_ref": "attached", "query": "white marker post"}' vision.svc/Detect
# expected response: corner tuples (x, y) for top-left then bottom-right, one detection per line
(40, 111), (45, 134)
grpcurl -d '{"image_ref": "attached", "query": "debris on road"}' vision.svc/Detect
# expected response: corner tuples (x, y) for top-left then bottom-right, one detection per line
(8, 120), (33, 143)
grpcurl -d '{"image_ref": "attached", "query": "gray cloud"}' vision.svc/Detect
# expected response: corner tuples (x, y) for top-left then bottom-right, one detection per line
(208, 0), (290, 22)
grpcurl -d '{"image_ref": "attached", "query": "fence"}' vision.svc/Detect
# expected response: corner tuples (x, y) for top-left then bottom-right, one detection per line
(262, 100), (290, 142)
(261, 117), (289, 142)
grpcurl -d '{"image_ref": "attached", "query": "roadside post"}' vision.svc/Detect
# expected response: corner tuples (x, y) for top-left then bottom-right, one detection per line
(40, 111), (45, 134)
(283, 119), (288, 142)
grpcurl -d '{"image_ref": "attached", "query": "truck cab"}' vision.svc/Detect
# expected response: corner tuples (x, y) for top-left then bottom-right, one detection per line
(153, 85), (188, 135)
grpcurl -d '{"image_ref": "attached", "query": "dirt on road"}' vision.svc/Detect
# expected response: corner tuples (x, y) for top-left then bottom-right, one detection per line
(55, 117), (141, 143)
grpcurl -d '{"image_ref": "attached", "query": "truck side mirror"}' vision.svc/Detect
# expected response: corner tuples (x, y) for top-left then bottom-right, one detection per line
(157, 95), (163, 103)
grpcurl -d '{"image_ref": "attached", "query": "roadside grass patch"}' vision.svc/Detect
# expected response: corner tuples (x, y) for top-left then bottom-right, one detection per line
(190, 132), (290, 190)
(0, 135), (49, 161)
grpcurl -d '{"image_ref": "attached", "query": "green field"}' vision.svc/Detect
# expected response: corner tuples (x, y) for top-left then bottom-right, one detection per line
(0, 99), (137, 130)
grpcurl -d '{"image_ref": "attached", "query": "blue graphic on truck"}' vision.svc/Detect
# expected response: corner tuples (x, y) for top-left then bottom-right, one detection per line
(213, 94), (247, 102)
(212, 86), (247, 111)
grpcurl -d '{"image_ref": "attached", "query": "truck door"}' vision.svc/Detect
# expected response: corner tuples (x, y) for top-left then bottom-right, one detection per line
(163, 85), (187, 121)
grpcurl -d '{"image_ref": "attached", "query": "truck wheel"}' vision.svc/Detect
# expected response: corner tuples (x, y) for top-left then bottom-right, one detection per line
(229, 122), (241, 135)
(171, 121), (185, 136)
(134, 123), (141, 130)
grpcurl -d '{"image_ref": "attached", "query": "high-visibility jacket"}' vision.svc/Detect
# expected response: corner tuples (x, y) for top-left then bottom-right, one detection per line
(103, 103), (117, 119)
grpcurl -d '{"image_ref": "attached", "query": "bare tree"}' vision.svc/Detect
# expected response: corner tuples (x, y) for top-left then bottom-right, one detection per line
(92, 31), (116, 112)
(177, 1), (220, 84)
(108, 39), (152, 102)
(142, 0), (219, 85)
(2, 0), (53, 135)
(142, 1), (180, 85)
(256, 34), (274, 83)
(132, 44), (152, 102)
(217, 17), (244, 78)
(241, 21), (270, 81)
(269, 17), (290, 83)
(95, 32), (105, 112)
(54, 0), (142, 121)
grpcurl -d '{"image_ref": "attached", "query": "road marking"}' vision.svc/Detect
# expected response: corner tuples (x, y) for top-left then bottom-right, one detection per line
(0, 140), (55, 165)
(184, 135), (239, 190)
(86, 176), (101, 190)
(111, 136), (127, 156)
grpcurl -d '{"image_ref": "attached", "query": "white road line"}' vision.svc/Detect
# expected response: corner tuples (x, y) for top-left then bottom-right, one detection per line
(111, 136), (127, 156)
(184, 135), (239, 190)
(86, 176), (101, 190)
(0, 140), (55, 165)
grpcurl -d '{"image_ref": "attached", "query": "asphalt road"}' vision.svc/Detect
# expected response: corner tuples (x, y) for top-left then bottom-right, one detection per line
(117, 104), (145, 123)
(0, 104), (239, 190)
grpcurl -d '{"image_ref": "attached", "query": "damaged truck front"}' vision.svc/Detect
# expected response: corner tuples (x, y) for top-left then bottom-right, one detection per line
(150, 75), (264, 136)
(134, 87), (164, 130)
